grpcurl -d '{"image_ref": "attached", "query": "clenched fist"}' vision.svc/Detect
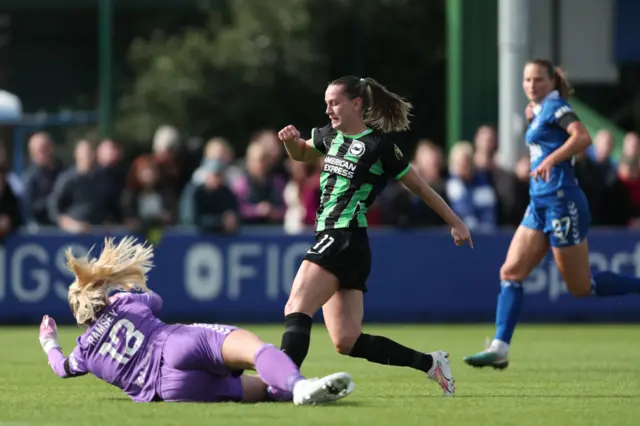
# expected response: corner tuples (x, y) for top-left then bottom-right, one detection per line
(278, 125), (300, 142)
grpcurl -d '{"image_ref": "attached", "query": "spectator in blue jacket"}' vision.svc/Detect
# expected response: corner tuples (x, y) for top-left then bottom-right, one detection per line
(445, 141), (498, 231)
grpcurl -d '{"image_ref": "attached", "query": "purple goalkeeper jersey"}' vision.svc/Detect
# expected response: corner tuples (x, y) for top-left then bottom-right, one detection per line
(64, 293), (177, 402)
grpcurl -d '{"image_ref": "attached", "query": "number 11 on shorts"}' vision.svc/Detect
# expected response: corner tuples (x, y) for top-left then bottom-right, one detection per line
(310, 234), (335, 254)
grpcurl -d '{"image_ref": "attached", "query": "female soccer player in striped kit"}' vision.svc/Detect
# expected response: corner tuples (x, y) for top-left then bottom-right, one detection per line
(38, 237), (354, 405)
(277, 76), (473, 397)
(464, 59), (640, 369)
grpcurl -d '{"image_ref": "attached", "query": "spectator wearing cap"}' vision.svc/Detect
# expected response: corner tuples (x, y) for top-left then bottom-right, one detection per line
(178, 137), (244, 224)
(193, 159), (239, 234)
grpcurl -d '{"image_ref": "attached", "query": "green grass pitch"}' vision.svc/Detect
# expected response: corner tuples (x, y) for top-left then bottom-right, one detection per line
(2, 324), (640, 426)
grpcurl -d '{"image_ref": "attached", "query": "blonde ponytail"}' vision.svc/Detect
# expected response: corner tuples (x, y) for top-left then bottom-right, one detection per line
(67, 236), (154, 325)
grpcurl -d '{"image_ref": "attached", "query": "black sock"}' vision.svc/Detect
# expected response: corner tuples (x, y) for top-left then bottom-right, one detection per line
(279, 312), (313, 368)
(349, 333), (433, 373)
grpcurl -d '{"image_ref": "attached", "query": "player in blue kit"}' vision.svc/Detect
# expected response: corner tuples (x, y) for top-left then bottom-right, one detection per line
(463, 58), (640, 369)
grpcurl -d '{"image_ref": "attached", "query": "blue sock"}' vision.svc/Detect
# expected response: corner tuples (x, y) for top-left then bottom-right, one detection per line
(494, 280), (524, 344)
(591, 271), (640, 297)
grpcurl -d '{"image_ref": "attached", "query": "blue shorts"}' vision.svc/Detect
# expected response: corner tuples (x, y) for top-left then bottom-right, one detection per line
(521, 189), (591, 248)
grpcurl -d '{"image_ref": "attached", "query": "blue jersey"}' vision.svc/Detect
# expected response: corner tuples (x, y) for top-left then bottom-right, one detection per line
(445, 173), (498, 231)
(526, 90), (579, 198)
(521, 90), (591, 248)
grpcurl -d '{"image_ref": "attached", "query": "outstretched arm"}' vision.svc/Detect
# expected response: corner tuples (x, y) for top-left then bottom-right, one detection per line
(400, 167), (463, 227)
(400, 168), (473, 247)
(39, 315), (88, 379)
(380, 140), (473, 248)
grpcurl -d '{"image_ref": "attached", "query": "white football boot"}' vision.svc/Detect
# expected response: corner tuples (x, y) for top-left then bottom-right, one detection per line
(293, 372), (355, 405)
(427, 350), (455, 396)
(463, 337), (510, 370)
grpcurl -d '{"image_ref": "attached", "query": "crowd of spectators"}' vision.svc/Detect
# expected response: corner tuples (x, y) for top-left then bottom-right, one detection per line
(1, 123), (640, 242)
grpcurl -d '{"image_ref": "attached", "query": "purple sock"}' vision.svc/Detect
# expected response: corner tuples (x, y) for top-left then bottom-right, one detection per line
(266, 386), (293, 402)
(254, 344), (304, 392)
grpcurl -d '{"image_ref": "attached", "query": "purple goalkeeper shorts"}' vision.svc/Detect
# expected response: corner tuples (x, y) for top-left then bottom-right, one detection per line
(157, 323), (243, 403)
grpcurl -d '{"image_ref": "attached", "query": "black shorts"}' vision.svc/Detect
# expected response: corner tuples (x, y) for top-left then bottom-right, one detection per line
(302, 228), (372, 292)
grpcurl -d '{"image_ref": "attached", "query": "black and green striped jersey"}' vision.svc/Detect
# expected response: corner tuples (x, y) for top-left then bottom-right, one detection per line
(311, 123), (411, 232)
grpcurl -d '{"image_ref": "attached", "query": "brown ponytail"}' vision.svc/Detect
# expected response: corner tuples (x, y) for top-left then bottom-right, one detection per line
(553, 67), (574, 100)
(527, 58), (575, 100)
(330, 76), (413, 133)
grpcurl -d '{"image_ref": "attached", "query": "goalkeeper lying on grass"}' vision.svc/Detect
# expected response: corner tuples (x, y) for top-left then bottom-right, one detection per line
(39, 236), (354, 405)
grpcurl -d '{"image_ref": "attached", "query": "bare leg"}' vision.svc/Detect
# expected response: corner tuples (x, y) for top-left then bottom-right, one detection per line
(221, 329), (304, 395)
(552, 240), (591, 297)
(280, 261), (340, 368)
(239, 376), (268, 402)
